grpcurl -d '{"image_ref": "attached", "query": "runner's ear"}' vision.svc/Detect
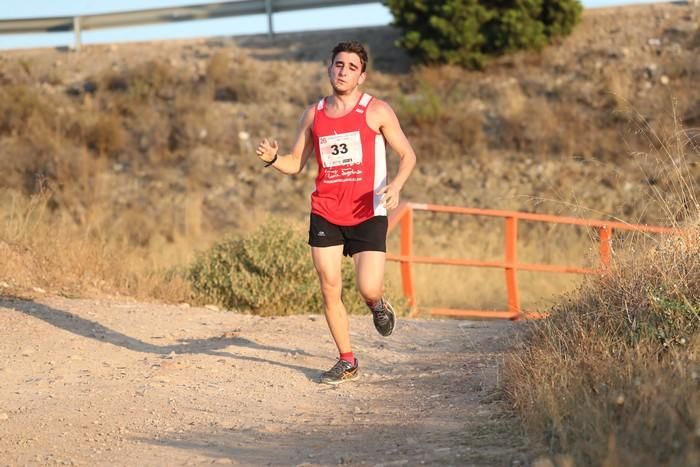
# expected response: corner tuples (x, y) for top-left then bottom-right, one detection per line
(358, 72), (367, 86)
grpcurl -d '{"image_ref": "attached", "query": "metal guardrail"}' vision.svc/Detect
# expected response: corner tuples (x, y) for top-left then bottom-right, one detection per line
(0, 0), (380, 50)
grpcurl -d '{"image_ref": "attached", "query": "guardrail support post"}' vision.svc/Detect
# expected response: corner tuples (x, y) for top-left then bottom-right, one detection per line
(400, 207), (416, 308)
(72, 16), (82, 51)
(504, 217), (521, 318)
(599, 226), (612, 267)
(265, 0), (274, 38)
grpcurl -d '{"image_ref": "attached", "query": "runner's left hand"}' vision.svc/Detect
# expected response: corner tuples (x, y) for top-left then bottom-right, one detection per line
(377, 184), (400, 210)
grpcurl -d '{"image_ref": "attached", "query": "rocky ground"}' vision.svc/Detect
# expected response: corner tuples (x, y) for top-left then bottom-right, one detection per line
(0, 295), (529, 466)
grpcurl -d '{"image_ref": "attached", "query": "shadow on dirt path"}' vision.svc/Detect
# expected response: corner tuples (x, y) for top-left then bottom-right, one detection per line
(0, 297), (320, 381)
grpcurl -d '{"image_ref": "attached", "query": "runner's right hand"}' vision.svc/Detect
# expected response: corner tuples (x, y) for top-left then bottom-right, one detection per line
(256, 138), (279, 163)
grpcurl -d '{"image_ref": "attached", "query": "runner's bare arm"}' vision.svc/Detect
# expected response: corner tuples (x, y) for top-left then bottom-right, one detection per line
(370, 100), (417, 209)
(255, 106), (316, 175)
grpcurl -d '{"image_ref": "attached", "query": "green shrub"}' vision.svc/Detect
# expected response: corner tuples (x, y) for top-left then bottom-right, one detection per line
(386, 0), (583, 68)
(188, 218), (370, 315)
(396, 79), (446, 126)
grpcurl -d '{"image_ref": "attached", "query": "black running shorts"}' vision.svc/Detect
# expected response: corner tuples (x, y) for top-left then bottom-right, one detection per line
(308, 213), (388, 257)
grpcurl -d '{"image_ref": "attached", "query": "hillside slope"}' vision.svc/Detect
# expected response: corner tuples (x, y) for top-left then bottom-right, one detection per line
(0, 4), (697, 303)
(1, 4), (698, 228)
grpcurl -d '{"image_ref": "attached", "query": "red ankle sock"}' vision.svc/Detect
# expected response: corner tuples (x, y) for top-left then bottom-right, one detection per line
(340, 352), (355, 365)
(366, 298), (384, 313)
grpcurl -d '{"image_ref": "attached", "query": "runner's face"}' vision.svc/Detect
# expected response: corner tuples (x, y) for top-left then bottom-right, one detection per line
(328, 52), (366, 94)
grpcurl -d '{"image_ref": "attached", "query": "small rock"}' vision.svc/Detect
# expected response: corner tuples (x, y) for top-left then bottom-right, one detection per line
(660, 75), (670, 85)
(32, 287), (46, 294)
(205, 304), (220, 312)
(644, 63), (658, 79)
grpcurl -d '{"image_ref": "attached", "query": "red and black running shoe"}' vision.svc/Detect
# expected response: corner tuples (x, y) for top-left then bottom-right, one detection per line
(320, 358), (359, 385)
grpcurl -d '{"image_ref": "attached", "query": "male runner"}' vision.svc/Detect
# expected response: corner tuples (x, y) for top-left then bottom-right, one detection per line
(255, 41), (416, 385)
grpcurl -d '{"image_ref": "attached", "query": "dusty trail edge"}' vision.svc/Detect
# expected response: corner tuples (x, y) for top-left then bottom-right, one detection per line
(0, 295), (530, 466)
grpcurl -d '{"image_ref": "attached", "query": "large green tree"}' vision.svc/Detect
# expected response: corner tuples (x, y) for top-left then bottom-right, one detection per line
(386, 0), (583, 68)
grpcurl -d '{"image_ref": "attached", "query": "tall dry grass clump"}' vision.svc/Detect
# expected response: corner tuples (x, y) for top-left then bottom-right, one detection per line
(503, 121), (700, 466)
(0, 188), (193, 302)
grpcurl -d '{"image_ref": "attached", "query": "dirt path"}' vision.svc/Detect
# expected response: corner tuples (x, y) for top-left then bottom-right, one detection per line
(0, 296), (528, 466)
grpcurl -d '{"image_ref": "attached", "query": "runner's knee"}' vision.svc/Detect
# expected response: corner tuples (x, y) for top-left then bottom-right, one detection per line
(357, 282), (383, 303)
(319, 277), (342, 300)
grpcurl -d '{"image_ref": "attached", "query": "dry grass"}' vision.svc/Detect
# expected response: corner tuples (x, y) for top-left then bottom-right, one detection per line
(503, 118), (700, 465)
(386, 215), (592, 312)
(0, 188), (194, 302)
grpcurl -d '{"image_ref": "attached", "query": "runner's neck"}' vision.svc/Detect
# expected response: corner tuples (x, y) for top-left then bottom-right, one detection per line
(326, 91), (363, 114)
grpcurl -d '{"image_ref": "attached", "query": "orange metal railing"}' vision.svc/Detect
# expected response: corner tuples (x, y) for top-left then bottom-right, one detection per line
(386, 202), (678, 320)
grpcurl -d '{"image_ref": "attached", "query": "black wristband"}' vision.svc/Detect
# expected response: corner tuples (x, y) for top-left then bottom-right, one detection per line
(264, 153), (278, 167)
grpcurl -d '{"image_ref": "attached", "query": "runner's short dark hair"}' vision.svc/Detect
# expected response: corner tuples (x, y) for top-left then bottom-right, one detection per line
(331, 41), (368, 72)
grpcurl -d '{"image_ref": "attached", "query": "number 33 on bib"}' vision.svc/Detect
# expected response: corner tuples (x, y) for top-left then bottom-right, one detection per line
(319, 131), (363, 168)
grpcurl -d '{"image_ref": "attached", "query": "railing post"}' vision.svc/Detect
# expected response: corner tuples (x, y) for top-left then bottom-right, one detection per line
(400, 207), (416, 308)
(599, 225), (613, 267)
(72, 16), (82, 51)
(265, 0), (274, 39)
(504, 217), (521, 318)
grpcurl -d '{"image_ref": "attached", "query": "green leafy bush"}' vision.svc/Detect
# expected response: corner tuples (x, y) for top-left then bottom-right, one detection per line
(188, 218), (372, 315)
(386, 0), (583, 68)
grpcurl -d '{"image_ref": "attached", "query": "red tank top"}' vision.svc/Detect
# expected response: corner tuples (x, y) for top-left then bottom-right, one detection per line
(310, 93), (387, 226)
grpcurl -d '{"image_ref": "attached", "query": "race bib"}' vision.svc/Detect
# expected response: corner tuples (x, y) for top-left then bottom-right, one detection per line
(319, 131), (363, 168)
